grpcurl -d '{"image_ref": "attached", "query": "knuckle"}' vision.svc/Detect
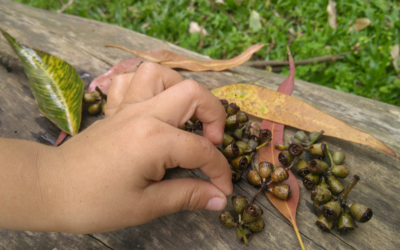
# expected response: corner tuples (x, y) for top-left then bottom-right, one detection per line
(197, 136), (216, 158)
(181, 79), (203, 97)
(137, 61), (160, 74)
(183, 186), (203, 211)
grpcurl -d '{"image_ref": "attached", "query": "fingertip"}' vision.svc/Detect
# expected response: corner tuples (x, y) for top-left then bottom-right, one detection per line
(205, 196), (227, 211)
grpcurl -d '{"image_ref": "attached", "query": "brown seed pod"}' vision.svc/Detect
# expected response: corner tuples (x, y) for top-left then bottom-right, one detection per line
(249, 122), (260, 140)
(308, 159), (329, 174)
(231, 168), (242, 182)
(270, 184), (291, 200)
(219, 211), (236, 227)
(311, 186), (332, 204)
(296, 158), (309, 177)
(270, 166), (289, 183)
(303, 173), (320, 189)
(223, 143), (240, 158)
(278, 151), (294, 166)
(259, 129), (272, 144)
(259, 162), (273, 181)
(309, 143), (326, 156)
(247, 170), (262, 186)
(231, 156), (249, 171)
(316, 214), (334, 232)
(322, 200), (341, 220)
(236, 111), (249, 123)
(227, 103), (240, 116)
(242, 204), (263, 224)
(232, 194), (248, 215)
(288, 142), (304, 156)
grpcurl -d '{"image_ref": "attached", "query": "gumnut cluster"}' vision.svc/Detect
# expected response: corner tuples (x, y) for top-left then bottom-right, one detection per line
(219, 194), (265, 244)
(83, 87), (107, 115)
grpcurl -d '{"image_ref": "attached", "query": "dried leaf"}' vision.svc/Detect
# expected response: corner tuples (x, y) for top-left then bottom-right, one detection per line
(212, 85), (396, 157)
(327, 0), (337, 29)
(390, 44), (399, 71)
(87, 58), (145, 94)
(189, 21), (208, 35)
(249, 10), (262, 32)
(349, 18), (371, 32)
(105, 44), (265, 72)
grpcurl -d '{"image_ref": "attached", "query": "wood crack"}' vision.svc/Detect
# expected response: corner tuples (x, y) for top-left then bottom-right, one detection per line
(87, 234), (114, 250)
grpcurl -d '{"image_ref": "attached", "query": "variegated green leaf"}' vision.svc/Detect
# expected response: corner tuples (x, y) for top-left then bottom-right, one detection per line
(1, 29), (83, 135)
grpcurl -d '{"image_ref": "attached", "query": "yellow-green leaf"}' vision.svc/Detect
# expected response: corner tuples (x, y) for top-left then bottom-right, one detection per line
(1, 29), (83, 135)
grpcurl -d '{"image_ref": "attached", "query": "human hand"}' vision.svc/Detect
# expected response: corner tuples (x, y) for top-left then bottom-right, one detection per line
(52, 62), (232, 233)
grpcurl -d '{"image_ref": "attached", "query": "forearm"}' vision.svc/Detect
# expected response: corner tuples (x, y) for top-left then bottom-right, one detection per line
(0, 137), (63, 231)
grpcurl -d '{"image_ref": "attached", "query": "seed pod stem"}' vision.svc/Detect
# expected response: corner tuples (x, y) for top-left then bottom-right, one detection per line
(309, 130), (324, 145)
(325, 144), (336, 167)
(339, 175), (360, 202)
(95, 86), (107, 101)
(256, 139), (271, 151)
(275, 143), (288, 151)
(250, 186), (264, 205)
(238, 226), (248, 244)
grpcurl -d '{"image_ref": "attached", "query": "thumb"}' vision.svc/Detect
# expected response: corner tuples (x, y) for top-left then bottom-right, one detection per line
(143, 178), (227, 218)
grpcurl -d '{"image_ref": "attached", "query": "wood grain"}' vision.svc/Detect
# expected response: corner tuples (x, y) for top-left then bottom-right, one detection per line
(0, 0), (399, 249)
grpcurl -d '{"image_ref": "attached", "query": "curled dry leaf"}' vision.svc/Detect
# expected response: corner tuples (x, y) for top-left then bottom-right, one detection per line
(327, 0), (337, 29)
(349, 18), (371, 32)
(105, 44), (265, 72)
(390, 44), (399, 71)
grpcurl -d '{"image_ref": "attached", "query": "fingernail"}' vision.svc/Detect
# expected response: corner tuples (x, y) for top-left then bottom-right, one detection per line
(205, 197), (226, 211)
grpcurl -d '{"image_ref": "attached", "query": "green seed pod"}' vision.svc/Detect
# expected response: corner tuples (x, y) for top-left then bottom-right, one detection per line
(220, 99), (229, 110)
(303, 173), (320, 189)
(337, 211), (355, 233)
(275, 144), (288, 151)
(236, 227), (252, 243)
(190, 116), (198, 124)
(332, 151), (346, 165)
(288, 142), (304, 156)
(270, 184), (290, 200)
(219, 211), (236, 227)
(227, 103), (240, 116)
(316, 214), (334, 232)
(318, 176), (330, 190)
(242, 204), (263, 224)
(296, 159), (310, 177)
(223, 133), (235, 147)
(326, 174), (344, 195)
(249, 122), (260, 141)
(88, 102), (101, 115)
(232, 194), (248, 215)
(301, 150), (313, 162)
(309, 143), (326, 156)
(245, 218), (265, 232)
(309, 130), (323, 143)
(322, 200), (341, 220)
(83, 91), (101, 104)
(247, 139), (259, 151)
(313, 201), (323, 214)
(278, 151), (294, 166)
(231, 168), (242, 182)
(349, 203), (373, 223)
(259, 162), (273, 181)
(223, 143), (240, 158)
(331, 165), (349, 179)
(294, 130), (309, 144)
(226, 115), (239, 130)
(258, 129), (272, 144)
(236, 141), (252, 155)
(236, 111), (249, 123)
(271, 166), (289, 183)
(247, 170), (262, 186)
(232, 125), (246, 140)
(311, 186), (332, 204)
(230, 156), (249, 171)
(308, 159), (329, 174)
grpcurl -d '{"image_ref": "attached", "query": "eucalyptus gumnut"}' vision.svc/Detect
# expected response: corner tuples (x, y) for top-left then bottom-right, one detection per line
(309, 130), (323, 143)
(226, 115), (239, 130)
(337, 211), (355, 233)
(219, 211), (236, 227)
(223, 133), (234, 147)
(259, 162), (273, 181)
(232, 194), (248, 215)
(326, 174), (344, 195)
(288, 142), (304, 156)
(322, 200), (341, 220)
(296, 158), (310, 177)
(236, 111), (249, 123)
(249, 122), (260, 140)
(309, 143), (326, 156)
(247, 170), (262, 186)
(278, 151), (294, 166)
(332, 151), (346, 165)
(348, 203), (373, 223)
(331, 165), (349, 179)
(220, 99), (229, 111)
(313, 201), (323, 214)
(259, 129), (272, 144)
(236, 227), (252, 242)
(318, 176), (330, 190)
(231, 156), (249, 171)
(294, 130), (309, 144)
(311, 186), (332, 204)
(233, 125), (246, 139)
(271, 166), (289, 183)
(269, 184), (291, 200)
(223, 143), (240, 158)
(231, 168), (242, 182)
(316, 214), (334, 232)
(308, 159), (329, 174)
(88, 102), (101, 115)
(227, 103), (240, 116)
(247, 139), (259, 151)
(303, 173), (320, 189)
(242, 204), (263, 224)
(235, 141), (252, 155)
(245, 218), (265, 232)
(83, 91), (100, 104)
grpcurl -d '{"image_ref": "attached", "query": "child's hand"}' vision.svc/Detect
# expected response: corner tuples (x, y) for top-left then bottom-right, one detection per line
(54, 62), (232, 233)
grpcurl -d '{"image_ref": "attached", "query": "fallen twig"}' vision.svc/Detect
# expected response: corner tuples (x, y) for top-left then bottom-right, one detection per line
(57, 0), (74, 14)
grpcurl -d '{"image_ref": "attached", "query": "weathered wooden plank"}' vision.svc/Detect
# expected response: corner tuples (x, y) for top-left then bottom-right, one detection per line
(0, 0), (399, 249)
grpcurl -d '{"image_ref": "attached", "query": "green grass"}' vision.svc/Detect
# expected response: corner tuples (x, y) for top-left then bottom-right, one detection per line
(12, 0), (400, 106)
